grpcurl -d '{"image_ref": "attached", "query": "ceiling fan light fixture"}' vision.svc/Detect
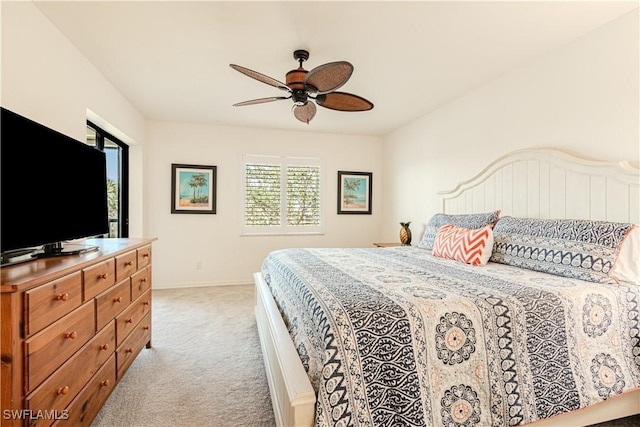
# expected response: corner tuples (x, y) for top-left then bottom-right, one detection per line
(293, 102), (316, 124)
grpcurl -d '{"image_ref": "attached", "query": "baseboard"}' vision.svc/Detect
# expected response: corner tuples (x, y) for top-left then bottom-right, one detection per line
(152, 280), (253, 290)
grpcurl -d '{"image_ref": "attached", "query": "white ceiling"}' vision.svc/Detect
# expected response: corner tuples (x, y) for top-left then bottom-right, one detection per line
(33, 1), (637, 137)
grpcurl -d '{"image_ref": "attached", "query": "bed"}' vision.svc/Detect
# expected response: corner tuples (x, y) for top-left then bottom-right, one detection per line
(254, 148), (640, 427)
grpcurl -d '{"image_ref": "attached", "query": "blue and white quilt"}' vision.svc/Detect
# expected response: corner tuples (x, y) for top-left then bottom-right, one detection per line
(261, 246), (640, 426)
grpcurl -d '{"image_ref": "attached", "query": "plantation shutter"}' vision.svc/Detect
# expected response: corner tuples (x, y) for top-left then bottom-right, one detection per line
(242, 155), (322, 235)
(287, 165), (320, 226)
(245, 164), (281, 226)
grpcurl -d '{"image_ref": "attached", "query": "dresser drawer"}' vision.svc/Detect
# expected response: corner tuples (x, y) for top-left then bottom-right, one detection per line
(25, 322), (115, 426)
(115, 250), (137, 282)
(115, 290), (151, 346)
(95, 278), (131, 331)
(25, 272), (83, 336)
(130, 266), (151, 301)
(83, 259), (115, 300)
(25, 302), (96, 391)
(137, 245), (152, 269)
(51, 354), (116, 427)
(117, 312), (151, 379)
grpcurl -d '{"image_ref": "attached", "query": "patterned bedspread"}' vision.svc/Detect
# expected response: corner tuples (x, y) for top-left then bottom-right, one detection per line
(261, 246), (640, 427)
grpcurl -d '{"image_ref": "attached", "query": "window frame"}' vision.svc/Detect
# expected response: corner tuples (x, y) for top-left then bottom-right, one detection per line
(241, 154), (323, 236)
(86, 121), (129, 238)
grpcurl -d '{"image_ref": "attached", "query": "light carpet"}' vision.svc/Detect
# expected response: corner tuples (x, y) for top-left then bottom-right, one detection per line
(92, 285), (639, 427)
(91, 285), (275, 427)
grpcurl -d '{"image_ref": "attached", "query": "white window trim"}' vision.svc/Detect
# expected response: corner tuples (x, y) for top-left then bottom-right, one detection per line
(241, 154), (324, 236)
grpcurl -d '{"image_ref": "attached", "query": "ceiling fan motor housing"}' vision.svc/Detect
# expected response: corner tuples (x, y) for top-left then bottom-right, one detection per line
(286, 68), (307, 91)
(291, 90), (308, 106)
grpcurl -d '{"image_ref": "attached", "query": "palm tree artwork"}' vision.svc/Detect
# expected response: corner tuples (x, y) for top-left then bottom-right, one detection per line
(188, 173), (209, 204)
(343, 178), (363, 208)
(338, 171), (372, 214)
(172, 164), (217, 214)
(179, 171), (209, 207)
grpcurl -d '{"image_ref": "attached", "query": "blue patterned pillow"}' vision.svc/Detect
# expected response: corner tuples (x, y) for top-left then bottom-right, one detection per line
(418, 210), (501, 250)
(490, 217), (636, 284)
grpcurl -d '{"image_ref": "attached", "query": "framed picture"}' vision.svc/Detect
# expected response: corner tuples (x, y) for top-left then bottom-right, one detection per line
(171, 164), (217, 214)
(337, 171), (372, 214)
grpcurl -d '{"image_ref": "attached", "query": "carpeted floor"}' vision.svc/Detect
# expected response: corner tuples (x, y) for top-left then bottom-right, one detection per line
(92, 285), (639, 427)
(91, 285), (275, 427)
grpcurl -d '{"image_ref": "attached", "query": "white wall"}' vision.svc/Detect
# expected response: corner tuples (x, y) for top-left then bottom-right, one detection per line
(381, 9), (639, 242)
(0, 1), (382, 289)
(146, 121), (382, 288)
(4, 2), (637, 289)
(1, 1), (147, 237)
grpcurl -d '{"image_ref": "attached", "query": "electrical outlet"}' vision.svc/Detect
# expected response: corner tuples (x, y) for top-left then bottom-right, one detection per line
(196, 261), (203, 270)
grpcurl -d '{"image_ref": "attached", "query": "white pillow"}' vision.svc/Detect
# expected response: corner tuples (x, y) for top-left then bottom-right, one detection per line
(611, 225), (640, 284)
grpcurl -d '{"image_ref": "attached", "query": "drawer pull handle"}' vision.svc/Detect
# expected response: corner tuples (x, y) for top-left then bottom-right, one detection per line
(143, 301), (150, 306)
(57, 386), (69, 395)
(140, 278), (147, 283)
(143, 253), (150, 258)
(125, 318), (133, 324)
(124, 261), (133, 267)
(100, 344), (109, 351)
(99, 273), (109, 280)
(143, 326), (150, 331)
(100, 380), (110, 387)
(125, 348), (133, 354)
(113, 296), (123, 303)
(56, 293), (69, 301)
(65, 331), (77, 340)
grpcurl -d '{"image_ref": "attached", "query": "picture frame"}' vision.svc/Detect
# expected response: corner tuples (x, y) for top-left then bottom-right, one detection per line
(171, 164), (217, 214)
(337, 171), (372, 214)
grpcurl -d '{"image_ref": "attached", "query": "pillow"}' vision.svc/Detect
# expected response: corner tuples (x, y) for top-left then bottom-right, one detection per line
(418, 210), (501, 250)
(610, 226), (640, 284)
(432, 224), (494, 266)
(490, 217), (638, 284)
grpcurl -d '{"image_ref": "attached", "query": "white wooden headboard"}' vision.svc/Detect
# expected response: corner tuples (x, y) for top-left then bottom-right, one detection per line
(440, 148), (640, 224)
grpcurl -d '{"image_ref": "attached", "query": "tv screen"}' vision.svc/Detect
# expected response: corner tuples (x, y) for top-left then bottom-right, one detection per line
(1, 107), (109, 260)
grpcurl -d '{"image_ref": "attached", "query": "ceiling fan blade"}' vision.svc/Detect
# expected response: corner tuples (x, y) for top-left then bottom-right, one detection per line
(316, 92), (374, 111)
(292, 102), (316, 124)
(230, 64), (290, 92)
(233, 96), (290, 107)
(304, 61), (353, 94)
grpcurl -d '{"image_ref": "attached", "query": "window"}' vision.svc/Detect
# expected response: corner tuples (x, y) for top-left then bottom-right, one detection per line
(243, 155), (322, 235)
(86, 122), (129, 238)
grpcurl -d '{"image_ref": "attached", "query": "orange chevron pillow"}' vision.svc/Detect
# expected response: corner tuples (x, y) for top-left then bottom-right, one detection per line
(432, 224), (494, 266)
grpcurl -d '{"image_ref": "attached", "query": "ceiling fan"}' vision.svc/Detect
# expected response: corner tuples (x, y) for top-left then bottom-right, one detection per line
(230, 50), (374, 124)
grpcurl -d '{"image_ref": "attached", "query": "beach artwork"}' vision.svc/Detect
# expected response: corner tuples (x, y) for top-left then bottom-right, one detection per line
(171, 164), (217, 214)
(338, 171), (372, 214)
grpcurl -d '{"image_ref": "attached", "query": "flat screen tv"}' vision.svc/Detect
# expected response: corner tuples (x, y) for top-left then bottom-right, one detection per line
(1, 107), (109, 265)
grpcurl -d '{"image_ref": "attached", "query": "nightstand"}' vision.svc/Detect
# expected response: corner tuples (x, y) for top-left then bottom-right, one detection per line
(373, 242), (402, 247)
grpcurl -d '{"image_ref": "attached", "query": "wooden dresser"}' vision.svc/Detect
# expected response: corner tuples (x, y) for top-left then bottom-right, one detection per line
(1, 238), (156, 427)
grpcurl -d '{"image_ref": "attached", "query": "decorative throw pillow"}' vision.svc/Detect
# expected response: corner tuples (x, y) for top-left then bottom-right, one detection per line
(432, 224), (494, 266)
(418, 210), (501, 251)
(490, 216), (638, 284)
